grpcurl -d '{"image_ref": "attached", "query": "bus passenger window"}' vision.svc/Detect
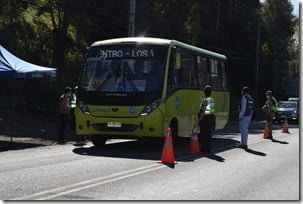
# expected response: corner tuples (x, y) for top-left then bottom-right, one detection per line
(221, 61), (228, 90)
(210, 59), (222, 90)
(197, 56), (210, 87)
(181, 52), (196, 87)
(168, 49), (180, 86)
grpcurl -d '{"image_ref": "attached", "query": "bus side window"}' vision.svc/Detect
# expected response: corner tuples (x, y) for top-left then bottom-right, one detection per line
(168, 48), (180, 86)
(180, 51), (196, 87)
(221, 61), (228, 90)
(197, 56), (210, 87)
(210, 59), (222, 90)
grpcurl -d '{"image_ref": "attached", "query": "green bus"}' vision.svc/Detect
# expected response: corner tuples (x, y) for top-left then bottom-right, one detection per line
(75, 37), (229, 147)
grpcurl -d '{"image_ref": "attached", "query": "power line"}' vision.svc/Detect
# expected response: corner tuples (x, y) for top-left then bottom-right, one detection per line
(236, 1), (258, 14)
(21, 0), (128, 26)
(219, 0), (258, 20)
(20, 0), (128, 28)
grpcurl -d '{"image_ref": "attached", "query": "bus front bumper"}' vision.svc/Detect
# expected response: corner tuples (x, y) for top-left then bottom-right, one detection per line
(75, 109), (164, 138)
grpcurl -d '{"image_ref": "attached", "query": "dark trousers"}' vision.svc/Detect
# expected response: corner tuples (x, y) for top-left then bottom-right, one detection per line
(265, 114), (274, 137)
(59, 113), (69, 142)
(198, 114), (216, 153)
(70, 108), (76, 130)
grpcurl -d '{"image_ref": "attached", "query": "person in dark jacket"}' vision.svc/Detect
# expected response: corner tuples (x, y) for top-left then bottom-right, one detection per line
(237, 86), (254, 149)
(58, 87), (72, 144)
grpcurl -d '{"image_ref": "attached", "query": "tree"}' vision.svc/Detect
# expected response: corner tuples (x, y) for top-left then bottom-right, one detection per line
(261, 0), (295, 98)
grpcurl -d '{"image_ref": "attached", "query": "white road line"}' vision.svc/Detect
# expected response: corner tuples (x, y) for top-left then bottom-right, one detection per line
(12, 129), (296, 200)
(12, 163), (162, 200)
(37, 165), (164, 200)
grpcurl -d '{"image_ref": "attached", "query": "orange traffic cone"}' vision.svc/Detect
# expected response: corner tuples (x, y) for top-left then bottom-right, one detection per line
(282, 118), (290, 133)
(158, 128), (177, 165)
(189, 123), (201, 154)
(263, 123), (269, 138)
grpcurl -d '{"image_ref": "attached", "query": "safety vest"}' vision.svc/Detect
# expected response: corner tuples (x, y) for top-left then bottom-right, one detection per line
(200, 97), (215, 115)
(70, 92), (77, 109)
(272, 97), (278, 112)
(242, 94), (254, 117)
(265, 97), (278, 113)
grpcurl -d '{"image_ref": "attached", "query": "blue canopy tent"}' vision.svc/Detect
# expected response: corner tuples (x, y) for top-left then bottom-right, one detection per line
(0, 45), (57, 78)
(0, 46), (58, 142)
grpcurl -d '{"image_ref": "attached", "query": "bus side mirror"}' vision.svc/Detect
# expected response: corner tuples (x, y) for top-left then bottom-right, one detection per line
(174, 52), (181, 70)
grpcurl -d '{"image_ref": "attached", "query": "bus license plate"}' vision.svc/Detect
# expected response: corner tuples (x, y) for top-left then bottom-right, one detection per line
(107, 122), (122, 128)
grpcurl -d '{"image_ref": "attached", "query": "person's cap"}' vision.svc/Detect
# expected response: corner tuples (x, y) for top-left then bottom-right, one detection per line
(204, 85), (212, 91)
(265, 90), (272, 96)
(242, 86), (249, 93)
(65, 87), (72, 92)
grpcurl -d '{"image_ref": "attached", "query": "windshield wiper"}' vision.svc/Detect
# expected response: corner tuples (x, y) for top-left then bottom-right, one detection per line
(126, 69), (138, 92)
(117, 62), (138, 92)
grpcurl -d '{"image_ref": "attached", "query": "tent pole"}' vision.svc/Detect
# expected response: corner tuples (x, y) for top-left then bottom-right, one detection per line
(10, 78), (16, 146)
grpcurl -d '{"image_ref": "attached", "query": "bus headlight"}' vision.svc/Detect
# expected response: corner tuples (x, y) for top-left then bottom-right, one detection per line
(78, 101), (91, 115)
(145, 106), (152, 113)
(140, 99), (162, 116)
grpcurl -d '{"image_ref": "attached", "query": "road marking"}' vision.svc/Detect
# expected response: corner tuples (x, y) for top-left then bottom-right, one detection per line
(12, 163), (164, 200)
(12, 128), (297, 200)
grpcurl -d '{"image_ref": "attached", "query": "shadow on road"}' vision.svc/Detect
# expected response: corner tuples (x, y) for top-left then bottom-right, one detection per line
(244, 148), (267, 156)
(215, 121), (299, 137)
(205, 154), (226, 162)
(270, 138), (289, 144)
(0, 141), (45, 152)
(72, 137), (245, 163)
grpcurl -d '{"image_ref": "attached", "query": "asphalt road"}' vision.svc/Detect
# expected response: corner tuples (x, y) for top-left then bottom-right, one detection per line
(0, 122), (299, 200)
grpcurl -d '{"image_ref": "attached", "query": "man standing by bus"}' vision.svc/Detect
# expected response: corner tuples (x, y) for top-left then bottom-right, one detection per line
(262, 90), (278, 139)
(58, 86), (72, 144)
(198, 85), (216, 153)
(238, 86), (254, 149)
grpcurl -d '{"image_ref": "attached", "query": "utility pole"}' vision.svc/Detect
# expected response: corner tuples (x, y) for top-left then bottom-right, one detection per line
(216, 0), (221, 33)
(255, 21), (260, 110)
(128, 0), (136, 37)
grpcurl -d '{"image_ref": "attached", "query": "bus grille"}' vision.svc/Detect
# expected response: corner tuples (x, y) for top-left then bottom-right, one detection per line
(91, 123), (139, 132)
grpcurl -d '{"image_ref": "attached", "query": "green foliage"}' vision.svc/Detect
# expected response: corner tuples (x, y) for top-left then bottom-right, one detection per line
(260, 0), (295, 98)
(0, 0), (297, 121)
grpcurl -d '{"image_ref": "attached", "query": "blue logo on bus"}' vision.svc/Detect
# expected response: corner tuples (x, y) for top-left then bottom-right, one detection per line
(175, 96), (180, 109)
(118, 84), (126, 92)
(129, 107), (136, 114)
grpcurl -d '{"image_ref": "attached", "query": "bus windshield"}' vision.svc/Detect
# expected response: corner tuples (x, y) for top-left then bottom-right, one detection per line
(79, 44), (168, 105)
(80, 45), (167, 93)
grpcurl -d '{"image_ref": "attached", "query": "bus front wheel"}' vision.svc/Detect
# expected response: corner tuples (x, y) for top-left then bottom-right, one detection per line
(91, 135), (107, 147)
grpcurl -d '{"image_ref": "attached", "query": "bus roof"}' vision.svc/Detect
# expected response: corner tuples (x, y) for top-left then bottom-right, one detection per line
(91, 37), (227, 60)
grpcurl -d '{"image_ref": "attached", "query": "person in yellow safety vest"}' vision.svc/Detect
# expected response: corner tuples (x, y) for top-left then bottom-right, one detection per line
(262, 90), (278, 139)
(70, 86), (87, 146)
(198, 85), (216, 153)
(70, 86), (77, 131)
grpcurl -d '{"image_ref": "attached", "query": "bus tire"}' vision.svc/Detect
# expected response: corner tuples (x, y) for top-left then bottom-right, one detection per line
(170, 118), (178, 145)
(91, 135), (107, 147)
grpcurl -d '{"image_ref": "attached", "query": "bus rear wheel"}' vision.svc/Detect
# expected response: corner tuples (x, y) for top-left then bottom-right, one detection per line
(91, 135), (107, 147)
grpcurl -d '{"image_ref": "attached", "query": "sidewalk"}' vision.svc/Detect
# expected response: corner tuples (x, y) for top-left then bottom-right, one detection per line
(0, 112), (76, 151)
